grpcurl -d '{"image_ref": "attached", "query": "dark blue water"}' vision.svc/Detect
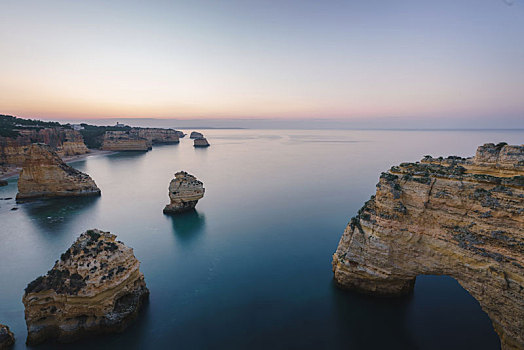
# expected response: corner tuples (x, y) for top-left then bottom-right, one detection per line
(2, 129), (520, 349)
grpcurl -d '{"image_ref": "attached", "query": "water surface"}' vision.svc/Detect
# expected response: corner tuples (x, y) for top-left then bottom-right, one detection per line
(2, 129), (521, 349)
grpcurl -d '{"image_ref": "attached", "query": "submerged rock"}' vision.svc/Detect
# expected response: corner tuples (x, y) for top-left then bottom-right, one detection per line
(16, 144), (100, 200)
(193, 138), (210, 148)
(163, 171), (205, 213)
(23, 229), (149, 345)
(332, 143), (524, 350)
(0, 180), (7, 187)
(0, 324), (15, 349)
(190, 131), (204, 139)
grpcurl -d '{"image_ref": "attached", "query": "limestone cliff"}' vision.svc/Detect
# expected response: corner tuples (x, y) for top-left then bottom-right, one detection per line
(16, 144), (100, 200)
(193, 137), (210, 148)
(101, 131), (151, 151)
(163, 171), (205, 213)
(0, 324), (14, 349)
(131, 128), (179, 144)
(0, 128), (88, 166)
(23, 229), (149, 345)
(332, 143), (524, 349)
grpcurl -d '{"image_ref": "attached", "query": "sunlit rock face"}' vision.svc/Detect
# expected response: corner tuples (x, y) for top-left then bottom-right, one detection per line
(0, 324), (15, 349)
(23, 230), (149, 345)
(193, 138), (210, 148)
(16, 144), (100, 200)
(332, 143), (524, 350)
(163, 171), (205, 213)
(101, 131), (151, 151)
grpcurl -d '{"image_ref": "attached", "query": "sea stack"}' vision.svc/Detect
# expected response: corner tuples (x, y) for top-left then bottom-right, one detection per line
(0, 324), (15, 349)
(16, 144), (100, 200)
(23, 229), (149, 345)
(163, 171), (205, 213)
(190, 131), (203, 139)
(193, 138), (210, 148)
(332, 143), (524, 350)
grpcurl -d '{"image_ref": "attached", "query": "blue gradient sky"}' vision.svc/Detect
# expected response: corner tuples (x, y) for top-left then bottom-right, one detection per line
(1, 0), (523, 127)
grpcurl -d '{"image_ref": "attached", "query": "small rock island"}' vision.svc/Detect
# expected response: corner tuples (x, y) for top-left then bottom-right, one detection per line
(163, 171), (205, 213)
(23, 229), (149, 345)
(190, 131), (204, 139)
(16, 144), (101, 200)
(193, 137), (210, 148)
(332, 143), (524, 350)
(0, 324), (15, 349)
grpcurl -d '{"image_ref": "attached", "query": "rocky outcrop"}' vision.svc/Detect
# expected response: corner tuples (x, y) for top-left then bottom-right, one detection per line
(23, 229), (149, 345)
(163, 171), (205, 213)
(193, 138), (210, 148)
(16, 144), (100, 200)
(131, 128), (179, 144)
(101, 131), (151, 151)
(0, 128), (89, 167)
(0, 180), (6, 187)
(332, 143), (524, 349)
(0, 324), (14, 349)
(190, 131), (204, 139)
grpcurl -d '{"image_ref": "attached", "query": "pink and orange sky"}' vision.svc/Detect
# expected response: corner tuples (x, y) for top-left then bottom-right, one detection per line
(1, 0), (523, 127)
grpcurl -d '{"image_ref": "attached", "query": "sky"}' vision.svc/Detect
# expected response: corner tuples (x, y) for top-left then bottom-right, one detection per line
(0, 0), (523, 128)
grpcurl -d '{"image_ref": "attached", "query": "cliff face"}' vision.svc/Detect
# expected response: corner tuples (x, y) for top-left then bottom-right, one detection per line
(163, 171), (205, 213)
(16, 144), (100, 200)
(101, 131), (151, 151)
(332, 143), (524, 350)
(132, 128), (179, 144)
(23, 229), (149, 345)
(0, 128), (88, 166)
(0, 324), (15, 349)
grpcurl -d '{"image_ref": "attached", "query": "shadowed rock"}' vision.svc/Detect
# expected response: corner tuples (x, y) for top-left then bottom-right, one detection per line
(333, 143), (524, 350)
(0, 324), (15, 349)
(23, 229), (149, 345)
(190, 131), (204, 139)
(193, 137), (210, 148)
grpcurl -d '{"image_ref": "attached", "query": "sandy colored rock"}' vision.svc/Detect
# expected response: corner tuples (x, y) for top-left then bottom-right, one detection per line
(0, 324), (14, 349)
(16, 144), (100, 200)
(193, 137), (210, 148)
(131, 128), (179, 144)
(101, 131), (151, 151)
(333, 143), (524, 350)
(163, 171), (205, 213)
(23, 229), (149, 345)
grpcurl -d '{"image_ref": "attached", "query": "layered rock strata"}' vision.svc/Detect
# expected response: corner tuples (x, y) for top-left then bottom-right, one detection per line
(163, 171), (205, 213)
(0, 324), (14, 349)
(16, 144), (100, 200)
(190, 131), (204, 139)
(0, 128), (88, 166)
(193, 138), (210, 148)
(332, 143), (524, 349)
(101, 131), (151, 151)
(23, 229), (149, 345)
(131, 128), (179, 144)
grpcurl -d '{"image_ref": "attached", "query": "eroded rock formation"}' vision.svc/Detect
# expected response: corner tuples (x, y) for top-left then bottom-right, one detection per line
(193, 137), (210, 148)
(163, 171), (205, 213)
(16, 144), (100, 200)
(132, 128), (180, 144)
(332, 143), (524, 349)
(23, 229), (149, 345)
(0, 128), (88, 166)
(190, 131), (204, 139)
(101, 131), (151, 151)
(0, 324), (14, 349)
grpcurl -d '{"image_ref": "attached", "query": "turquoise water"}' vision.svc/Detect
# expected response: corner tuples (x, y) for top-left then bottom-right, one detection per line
(1, 129), (522, 349)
